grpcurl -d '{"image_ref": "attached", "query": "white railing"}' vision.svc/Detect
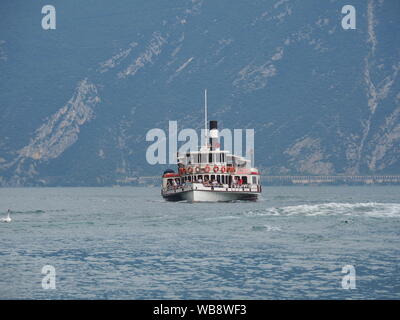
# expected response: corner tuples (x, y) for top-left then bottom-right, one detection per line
(162, 183), (261, 193)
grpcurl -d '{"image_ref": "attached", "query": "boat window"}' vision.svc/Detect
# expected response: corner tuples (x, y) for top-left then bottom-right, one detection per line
(252, 176), (257, 184)
(217, 175), (220, 183)
(204, 175), (209, 181)
(209, 153), (212, 163)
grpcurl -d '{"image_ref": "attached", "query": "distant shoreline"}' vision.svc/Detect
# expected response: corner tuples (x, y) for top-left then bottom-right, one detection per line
(1, 175), (400, 187)
(262, 175), (400, 186)
(136, 175), (400, 186)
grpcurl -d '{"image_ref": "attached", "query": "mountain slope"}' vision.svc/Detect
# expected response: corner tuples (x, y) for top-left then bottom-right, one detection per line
(0, 0), (399, 186)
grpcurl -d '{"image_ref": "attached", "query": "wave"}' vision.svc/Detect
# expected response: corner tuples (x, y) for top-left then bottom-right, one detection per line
(245, 202), (400, 218)
(204, 215), (241, 221)
(4, 209), (66, 214)
(7, 209), (46, 214)
(251, 224), (282, 231)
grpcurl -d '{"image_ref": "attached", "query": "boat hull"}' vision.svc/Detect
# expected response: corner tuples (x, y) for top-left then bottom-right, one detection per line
(162, 189), (259, 202)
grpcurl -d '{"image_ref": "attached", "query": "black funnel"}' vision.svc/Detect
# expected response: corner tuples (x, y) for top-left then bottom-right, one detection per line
(209, 120), (218, 130)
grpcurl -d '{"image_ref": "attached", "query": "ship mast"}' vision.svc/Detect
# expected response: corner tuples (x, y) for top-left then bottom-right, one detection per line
(204, 89), (208, 148)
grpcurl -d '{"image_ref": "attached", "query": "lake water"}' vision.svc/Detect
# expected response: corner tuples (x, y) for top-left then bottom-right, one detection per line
(0, 186), (399, 299)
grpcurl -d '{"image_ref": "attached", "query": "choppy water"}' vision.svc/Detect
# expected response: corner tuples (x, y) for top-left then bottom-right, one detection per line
(0, 186), (399, 299)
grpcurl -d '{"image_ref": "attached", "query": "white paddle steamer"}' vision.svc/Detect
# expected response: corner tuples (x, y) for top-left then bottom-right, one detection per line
(161, 91), (261, 202)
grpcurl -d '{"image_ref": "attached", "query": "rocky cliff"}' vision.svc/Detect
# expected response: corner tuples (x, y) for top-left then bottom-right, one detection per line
(0, 0), (399, 186)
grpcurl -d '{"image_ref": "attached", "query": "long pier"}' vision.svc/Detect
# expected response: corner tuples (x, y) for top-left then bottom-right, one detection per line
(123, 175), (400, 186)
(262, 175), (400, 185)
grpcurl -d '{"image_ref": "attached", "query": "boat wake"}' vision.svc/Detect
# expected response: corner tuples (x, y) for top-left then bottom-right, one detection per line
(245, 202), (400, 218)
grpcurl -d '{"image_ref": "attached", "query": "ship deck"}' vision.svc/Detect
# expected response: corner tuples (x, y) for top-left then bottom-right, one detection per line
(162, 182), (261, 196)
